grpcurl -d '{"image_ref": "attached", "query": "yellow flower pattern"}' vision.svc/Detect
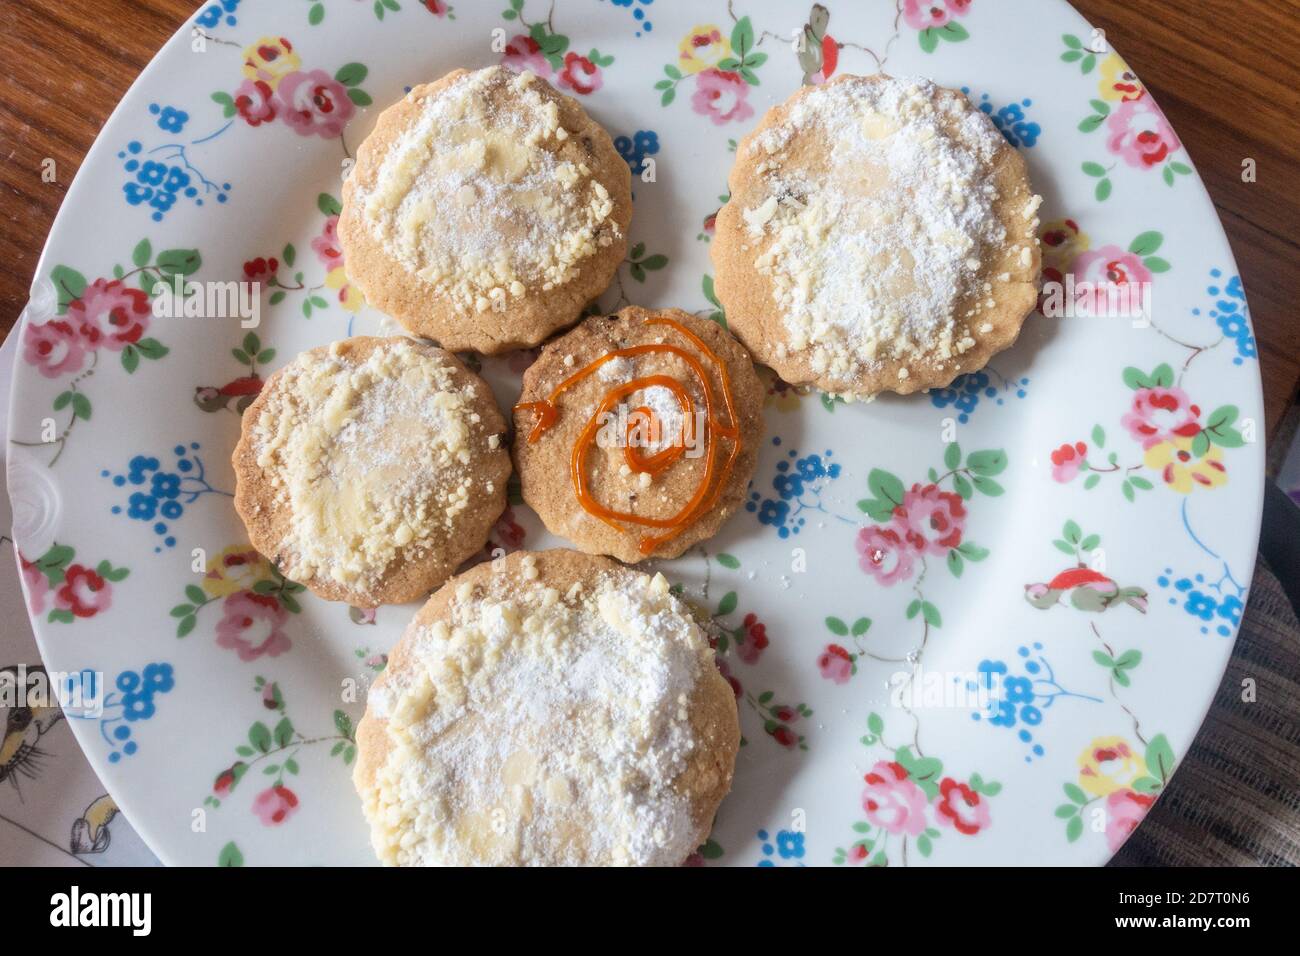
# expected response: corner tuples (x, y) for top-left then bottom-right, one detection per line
(242, 37), (301, 90)
(203, 546), (273, 598)
(1077, 736), (1147, 798)
(677, 25), (730, 75)
(325, 266), (365, 313)
(1098, 53), (1145, 103)
(1143, 436), (1228, 494)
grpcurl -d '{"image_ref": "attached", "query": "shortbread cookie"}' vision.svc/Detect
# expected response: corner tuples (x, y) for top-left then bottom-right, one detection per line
(353, 549), (739, 866)
(512, 307), (764, 563)
(712, 74), (1042, 398)
(232, 336), (510, 607)
(339, 66), (632, 354)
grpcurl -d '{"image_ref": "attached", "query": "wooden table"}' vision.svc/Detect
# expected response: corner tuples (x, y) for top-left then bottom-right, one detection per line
(2, 0), (1298, 436)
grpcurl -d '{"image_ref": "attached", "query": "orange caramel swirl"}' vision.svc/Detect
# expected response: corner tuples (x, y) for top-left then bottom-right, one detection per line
(515, 316), (742, 554)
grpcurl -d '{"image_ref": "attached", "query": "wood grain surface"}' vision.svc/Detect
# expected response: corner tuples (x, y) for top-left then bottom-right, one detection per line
(1, 0), (1297, 434)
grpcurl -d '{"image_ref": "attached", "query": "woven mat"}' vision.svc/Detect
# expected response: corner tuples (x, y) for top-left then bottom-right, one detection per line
(1111, 557), (1300, 866)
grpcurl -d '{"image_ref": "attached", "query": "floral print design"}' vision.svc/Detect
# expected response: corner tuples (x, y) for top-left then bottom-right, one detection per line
(1195, 270), (1255, 366)
(756, 828), (806, 867)
(500, 0), (614, 95)
(834, 712), (1000, 865)
(303, 0), (454, 27)
(817, 615), (875, 685)
(673, 551), (807, 752)
(1052, 365), (1243, 498)
(196, 1), (241, 30)
(203, 677), (358, 832)
(19, 543), (130, 624)
(116, 101), (232, 222)
(1065, 36), (1191, 198)
(13, 242), (197, 466)
(105, 444), (232, 551)
(1056, 733), (1174, 850)
(747, 440), (847, 538)
(246, 193), (364, 321)
(962, 88), (1041, 148)
(1039, 222), (1170, 317)
(966, 646), (1101, 762)
(5, 0), (1260, 869)
(65, 663), (176, 763)
(855, 442), (1002, 594)
(1156, 560), (1246, 639)
(169, 546), (304, 660)
(211, 38), (371, 148)
(929, 368), (1030, 425)
(656, 17), (765, 123)
(904, 0), (973, 52)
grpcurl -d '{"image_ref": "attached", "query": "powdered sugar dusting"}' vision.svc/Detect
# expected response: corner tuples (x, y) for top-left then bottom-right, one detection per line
(364, 563), (715, 866)
(742, 75), (1023, 389)
(358, 66), (620, 311)
(249, 340), (484, 596)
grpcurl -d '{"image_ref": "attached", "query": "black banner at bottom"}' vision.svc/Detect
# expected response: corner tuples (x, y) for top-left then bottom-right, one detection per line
(0, 864), (1280, 939)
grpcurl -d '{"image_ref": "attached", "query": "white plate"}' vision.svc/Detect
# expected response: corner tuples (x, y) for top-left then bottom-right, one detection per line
(8, 0), (1263, 866)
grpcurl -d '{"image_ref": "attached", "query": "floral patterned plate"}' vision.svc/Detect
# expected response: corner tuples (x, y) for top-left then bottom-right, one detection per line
(7, 0), (1263, 866)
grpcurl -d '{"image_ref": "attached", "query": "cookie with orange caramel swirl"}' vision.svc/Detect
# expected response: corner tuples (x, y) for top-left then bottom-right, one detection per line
(512, 307), (764, 563)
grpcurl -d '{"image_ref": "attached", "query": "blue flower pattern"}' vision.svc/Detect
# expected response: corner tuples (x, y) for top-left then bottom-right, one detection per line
(930, 368), (1030, 424)
(746, 439), (844, 538)
(104, 443), (231, 552)
(962, 88), (1041, 148)
(967, 644), (1101, 762)
(614, 130), (660, 177)
(66, 663), (176, 763)
(756, 828), (806, 867)
(119, 95), (233, 222)
(1191, 269), (1254, 365)
(1156, 567), (1245, 638)
(603, 0), (654, 36)
(196, 0), (240, 28)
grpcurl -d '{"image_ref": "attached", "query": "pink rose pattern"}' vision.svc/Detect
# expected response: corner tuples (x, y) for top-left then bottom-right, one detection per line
(854, 446), (996, 589)
(252, 785), (300, 826)
(70, 279), (152, 351)
(836, 710), (1000, 864)
(856, 525), (915, 585)
(233, 78), (277, 126)
(1120, 386), (1202, 449)
(25, 278), (153, 379)
(18, 546), (127, 625)
(818, 644), (855, 684)
(502, 34), (552, 77)
(20, 558), (50, 615)
(1105, 789), (1155, 852)
(1068, 32), (1187, 190)
(224, 45), (368, 140)
(1069, 245), (1153, 315)
(1106, 99), (1181, 169)
(202, 680), (358, 846)
(862, 761), (929, 837)
(691, 68), (754, 125)
(277, 69), (355, 138)
(215, 591), (292, 662)
(496, 11), (608, 97)
(23, 319), (90, 379)
(311, 215), (345, 271)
